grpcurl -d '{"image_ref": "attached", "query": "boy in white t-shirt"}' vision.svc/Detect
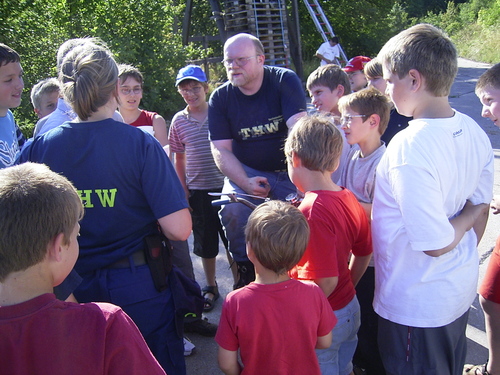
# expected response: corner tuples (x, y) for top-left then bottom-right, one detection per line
(372, 23), (494, 374)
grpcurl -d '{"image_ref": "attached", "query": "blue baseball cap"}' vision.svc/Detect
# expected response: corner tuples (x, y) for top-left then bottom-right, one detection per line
(175, 65), (207, 86)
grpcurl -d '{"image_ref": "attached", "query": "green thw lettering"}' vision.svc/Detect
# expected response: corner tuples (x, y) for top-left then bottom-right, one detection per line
(95, 189), (117, 207)
(78, 190), (94, 208)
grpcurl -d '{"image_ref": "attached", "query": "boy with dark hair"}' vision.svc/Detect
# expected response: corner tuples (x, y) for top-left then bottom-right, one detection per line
(464, 63), (500, 375)
(30, 77), (61, 119)
(0, 163), (165, 374)
(285, 115), (372, 375)
(0, 43), (25, 168)
(216, 200), (336, 375)
(373, 24), (494, 374)
(306, 64), (351, 183)
(307, 64), (351, 114)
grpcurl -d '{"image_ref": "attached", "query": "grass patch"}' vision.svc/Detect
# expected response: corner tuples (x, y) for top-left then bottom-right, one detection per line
(453, 24), (499, 64)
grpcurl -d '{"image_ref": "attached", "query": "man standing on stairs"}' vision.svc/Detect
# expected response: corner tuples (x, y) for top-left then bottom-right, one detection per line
(208, 33), (306, 288)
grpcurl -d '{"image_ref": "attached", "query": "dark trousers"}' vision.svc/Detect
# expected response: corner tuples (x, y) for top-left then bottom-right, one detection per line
(378, 310), (469, 375)
(354, 266), (386, 374)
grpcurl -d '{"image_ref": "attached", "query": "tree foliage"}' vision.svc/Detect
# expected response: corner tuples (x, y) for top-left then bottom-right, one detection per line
(0, 0), (205, 137)
(422, 0), (500, 63)
(1, 0), (496, 137)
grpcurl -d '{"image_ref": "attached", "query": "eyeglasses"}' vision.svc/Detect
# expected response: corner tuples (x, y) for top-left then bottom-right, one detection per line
(341, 114), (367, 126)
(120, 87), (142, 95)
(178, 86), (203, 95)
(222, 55), (259, 67)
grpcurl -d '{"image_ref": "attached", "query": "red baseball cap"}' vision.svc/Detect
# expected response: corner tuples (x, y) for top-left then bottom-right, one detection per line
(343, 56), (371, 72)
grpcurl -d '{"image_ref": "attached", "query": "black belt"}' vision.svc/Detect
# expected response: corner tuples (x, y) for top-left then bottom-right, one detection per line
(107, 250), (147, 268)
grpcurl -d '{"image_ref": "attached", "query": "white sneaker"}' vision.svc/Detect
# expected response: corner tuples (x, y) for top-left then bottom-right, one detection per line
(183, 336), (196, 356)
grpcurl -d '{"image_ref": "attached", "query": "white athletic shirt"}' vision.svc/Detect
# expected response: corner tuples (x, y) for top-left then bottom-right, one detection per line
(372, 111), (494, 327)
(316, 42), (341, 66)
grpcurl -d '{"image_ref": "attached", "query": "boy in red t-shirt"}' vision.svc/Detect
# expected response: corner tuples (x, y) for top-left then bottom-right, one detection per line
(216, 200), (336, 375)
(285, 115), (372, 375)
(0, 163), (165, 375)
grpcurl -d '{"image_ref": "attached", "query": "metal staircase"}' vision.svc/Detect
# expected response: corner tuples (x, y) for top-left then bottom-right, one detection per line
(302, 0), (348, 63)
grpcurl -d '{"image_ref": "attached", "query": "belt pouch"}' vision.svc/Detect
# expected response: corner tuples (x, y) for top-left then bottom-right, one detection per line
(143, 234), (173, 292)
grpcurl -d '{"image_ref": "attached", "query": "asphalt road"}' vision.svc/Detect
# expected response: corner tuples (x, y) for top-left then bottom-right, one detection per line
(184, 58), (496, 374)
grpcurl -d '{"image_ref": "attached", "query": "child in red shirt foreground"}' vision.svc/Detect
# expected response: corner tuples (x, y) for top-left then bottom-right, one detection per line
(216, 200), (336, 375)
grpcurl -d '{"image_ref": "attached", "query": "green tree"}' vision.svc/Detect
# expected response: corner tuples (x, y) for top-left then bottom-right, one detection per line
(0, 0), (207, 137)
(298, 0), (408, 60)
(2, 0), (495, 138)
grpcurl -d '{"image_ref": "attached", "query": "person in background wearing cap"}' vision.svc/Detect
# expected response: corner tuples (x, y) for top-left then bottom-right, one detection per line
(315, 36), (345, 67)
(117, 64), (169, 147)
(169, 65), (238, 313)
(343, 56), (371, 92)
(208, 33), (307, 289)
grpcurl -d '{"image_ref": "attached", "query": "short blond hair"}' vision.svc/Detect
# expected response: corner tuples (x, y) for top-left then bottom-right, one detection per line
(0, 163), (83, 282)
(30, 78), (60, 110)
(338, 87), (391, 135)
(285, 114), (343, 172)
(378, 23), (457, 97)
(245, 200), (309, 275)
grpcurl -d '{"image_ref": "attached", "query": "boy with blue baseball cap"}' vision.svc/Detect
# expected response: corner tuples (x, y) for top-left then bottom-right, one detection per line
(170, 65), (237, 313)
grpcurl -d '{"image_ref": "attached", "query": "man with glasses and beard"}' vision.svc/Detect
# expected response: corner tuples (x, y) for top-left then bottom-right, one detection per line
(208, 33), (306, 288)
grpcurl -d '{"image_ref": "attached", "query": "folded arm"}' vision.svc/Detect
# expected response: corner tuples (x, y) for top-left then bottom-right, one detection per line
(349, 253), (371, 287)
(425, 201), (489, 257)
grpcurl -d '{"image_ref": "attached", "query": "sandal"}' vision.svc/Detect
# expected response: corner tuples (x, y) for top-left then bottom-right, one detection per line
(464, 363), (490, 375)
(202, 284), (219, 312)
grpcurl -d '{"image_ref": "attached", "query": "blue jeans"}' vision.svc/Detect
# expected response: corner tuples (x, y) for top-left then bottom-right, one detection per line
(75, 264), (186, 375)
(219, 164), (296, 262)
(316, 296), (361, 375)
